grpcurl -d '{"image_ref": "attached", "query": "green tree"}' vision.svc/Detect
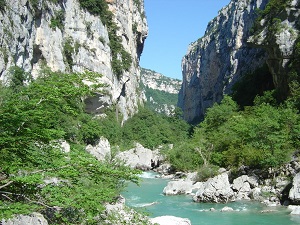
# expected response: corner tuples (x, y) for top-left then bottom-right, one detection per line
(0, 68), (140, 222)
(192, 95), (299, 169)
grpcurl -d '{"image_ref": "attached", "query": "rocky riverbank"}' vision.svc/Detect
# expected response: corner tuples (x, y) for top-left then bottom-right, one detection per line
(160, 161), (300, 216)
(87, 137), (300, 213)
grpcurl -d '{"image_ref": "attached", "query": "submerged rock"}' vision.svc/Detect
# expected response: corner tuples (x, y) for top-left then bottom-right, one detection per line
(150, 216), (191, 225)
(220, 206), (234, 212)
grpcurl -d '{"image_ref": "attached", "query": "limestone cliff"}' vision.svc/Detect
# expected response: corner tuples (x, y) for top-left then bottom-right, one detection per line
(141, 68), (181, 115)
(141, 68), (181, 94)
(0, 0), (148, 122)
(178, 0), (299, 123)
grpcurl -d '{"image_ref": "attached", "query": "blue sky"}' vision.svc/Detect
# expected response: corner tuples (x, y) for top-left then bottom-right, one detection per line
(139, 0), (230, 80)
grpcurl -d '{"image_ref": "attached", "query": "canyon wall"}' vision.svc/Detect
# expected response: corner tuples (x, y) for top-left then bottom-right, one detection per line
(178, 0), (299, 123)
(0, 0), (148, 121)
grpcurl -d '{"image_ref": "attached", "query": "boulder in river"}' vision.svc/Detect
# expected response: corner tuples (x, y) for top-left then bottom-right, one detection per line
(232, 175), (258, 200)
(193, 173), (235, 203)
(116, 143), (162, 170)
(288, 205), (300, 215)
(163, 180), (194, 195)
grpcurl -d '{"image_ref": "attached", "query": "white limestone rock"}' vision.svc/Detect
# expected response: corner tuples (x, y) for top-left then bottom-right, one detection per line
(289, 173), (300, 203)
(1, 213), (48, 225)
(178, 0), (299, 123)
(116, 143), (162, 170)
(85, 137), (111, 161)
(150, 216), (191, 225)
(232, 175), (259, 200)
(288, 205), (300, 215)
(220, 206), (234, 212)
(163, 180), (194, 195)
(193, 173), (235, 203)
(0, 0), (148, 123)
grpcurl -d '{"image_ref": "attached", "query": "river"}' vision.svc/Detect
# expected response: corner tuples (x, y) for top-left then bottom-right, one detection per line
(121, 171), (300, 225)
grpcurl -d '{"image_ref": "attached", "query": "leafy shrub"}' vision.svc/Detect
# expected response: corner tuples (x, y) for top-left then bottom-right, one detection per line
(0, 0), (6, 11)
(162, 142), (203, 172)
(50, 10), (65, 30)
(121, 107), (190, 149)
(196, 164), (219, 182)
(63, 38), (74, 68)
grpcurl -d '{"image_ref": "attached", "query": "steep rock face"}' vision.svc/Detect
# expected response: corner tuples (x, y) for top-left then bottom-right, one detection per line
(141, 68), (181, 115)
(0, 0), (148, 122)
(178, 0), (269, 123)
(248, 0), (300, 100)
(141, 68), (181, 94)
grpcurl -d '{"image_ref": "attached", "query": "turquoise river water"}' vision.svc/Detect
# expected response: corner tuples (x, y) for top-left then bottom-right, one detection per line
(121, 172), (300, 225)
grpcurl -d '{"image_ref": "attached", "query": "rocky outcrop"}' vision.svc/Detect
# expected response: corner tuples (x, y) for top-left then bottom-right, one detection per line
(103, 196), (152, 225)
(0, 0), (148, 122)
(193, 173), (234, 203)
(85, 137), (111, 161)
(178, 0), (300, 123)
(232, 175), (259, 200)
(1, 213), (48, 225)
(115, 143), (163, 170)
(150, 216), (191, 225)
(248, 0), (300, 99)
(289, 173), (300, 204)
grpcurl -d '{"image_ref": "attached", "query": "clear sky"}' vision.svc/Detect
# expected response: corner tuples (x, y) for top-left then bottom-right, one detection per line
(139, 0), (230, 80)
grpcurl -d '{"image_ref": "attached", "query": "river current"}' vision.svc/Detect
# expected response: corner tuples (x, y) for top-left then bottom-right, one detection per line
(121, 172), (300, 225)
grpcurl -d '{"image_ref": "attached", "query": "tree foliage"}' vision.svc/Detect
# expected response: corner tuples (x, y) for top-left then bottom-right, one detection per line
(192, 95), (300, 170)
(0, 68), (140, 222)
(121, 107), (191, 149)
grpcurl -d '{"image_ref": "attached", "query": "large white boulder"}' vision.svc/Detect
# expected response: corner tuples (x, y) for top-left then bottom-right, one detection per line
(232, 175), (258, 200)
(193, 173), (234, 203)
(288, 205), (300, 215)
(85, 137), (111, 161)
(163, 180), (194, 195)
(1, 213), (48, 225)
(289, 173), (300, 203)
(116, 143), (162, 170)
(150, 216), (191, 225)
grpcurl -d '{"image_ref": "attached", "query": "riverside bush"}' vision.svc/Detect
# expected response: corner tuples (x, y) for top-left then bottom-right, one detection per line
(121, 107), (191, 149)
(196, 164), (219, 182)
(192, 95), (300, 170)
